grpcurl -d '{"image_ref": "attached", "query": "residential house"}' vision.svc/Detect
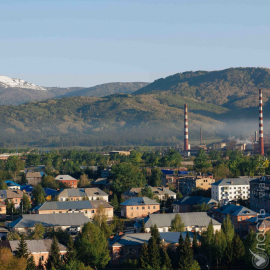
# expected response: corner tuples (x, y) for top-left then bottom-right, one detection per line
(101, 168), (112, 178)
(109, 231), (199, 264)
(57, 188), (109, 202)
(0, 190), (29, 208)
(172, 196), (218, 213)
(246, 215), (270, 233)
(122, 186), (176, 201)
(26, 172), (43, 186)
(21, 186), (56, 201)
(55, 175), (78, 188)
(33, 200), (113, 219)
(5, 181), (21, 190)
(7, 213), (91, 234)
(178, 174), (215, 195)
(134, 212), (221, 233)
(0, 202), (7, 220)
(0, 227), (9, 240)
(211, 177), (255, 204)
(8, 239), (67, 266)
(213, 204), (257, 235)
(120, 197), (160, 218)
(250, 175), (270, 213)
(20, 185), (34, 197)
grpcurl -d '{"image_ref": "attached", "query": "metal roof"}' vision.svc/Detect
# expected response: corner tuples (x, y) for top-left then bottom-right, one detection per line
(214, 204), (257, 216)
(143, 212), (220, 228)
(35, 200), (112, 211)
(55, 175), (77, 181)
(9, 213), (91, 228)
(173, 196), (218, 206)
(109, 231), (199, 247)
(9, 239), (67, 253)
(120, 197), (160, 206)
(122, 186), (176, 197)
(58, 187), (108, 198)
(211, 177), (255, 186)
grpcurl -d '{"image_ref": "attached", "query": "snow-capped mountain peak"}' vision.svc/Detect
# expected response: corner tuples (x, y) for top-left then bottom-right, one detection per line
(0, 76), (47, 91)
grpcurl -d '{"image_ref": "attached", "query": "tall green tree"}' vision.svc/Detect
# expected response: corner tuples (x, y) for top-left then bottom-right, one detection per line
(31, 223), (45, 240)
(222, 214), (234, 243)
(20, 193), (31, 212)
(147, 234), (161, 269)
(176, 192), (183, 200)
(21, 173), (27, 185)
(15, 234), (29, 259)
(26, 256), (36, 270)
(193, 231), (198, 254)
(149, 168), (162, 186)
(32, 184), (45, 205)
(178, 231), (194, 270)
(65, 236), (77, 263)
(162, 248), (172, 270)
(76, 222), (110, 269)
(139, 242), (149, 269)
(45, 236), (63, 269)
(110, 193), (119, 210)
(170, 213), (185, 232)
(194, 149), (211, 171)
(141, 220), (146, 233)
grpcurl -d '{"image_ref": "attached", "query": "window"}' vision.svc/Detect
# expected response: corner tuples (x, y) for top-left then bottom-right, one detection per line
(72, 182), (74, 184)
(53, 211), (55, 214)
(131, 207), (133, 210)
(66, 211), (68, 213)
(136, 207), (139, 210)
(71, 198), (73, 201)
(60, 198), (63, 201)
(148, 206), (150, 209)
(239, 217), (242, 221)
(15, 199), (17, 202)
(85, 210), (87, 213)
(91, 210), (94, 213)
(142, 207), (145, 210)
(153, 206), (156, 209)
(40, 256), (44, 261)
(59, 211), (62, 213)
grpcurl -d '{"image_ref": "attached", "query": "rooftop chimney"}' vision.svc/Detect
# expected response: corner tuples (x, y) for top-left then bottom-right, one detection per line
(259, 89), (264, 155)
(184, 104), (189, 152)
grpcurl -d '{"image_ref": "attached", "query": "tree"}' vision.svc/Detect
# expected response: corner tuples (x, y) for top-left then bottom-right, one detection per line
(36, 259), (44, 270)
(111, 162), (146, 194)
(213, 229), (227, 268)
(0, 180), (8, 190)
(194, 149), (211, 171)
(76, 222), (110, 269)
(150, 224), (161, 246)
(147, 233), (161, 269)
(92, 205), (112, 238)
(139, 242), (149, 269)
(5, 156), (24, 179)
(191, 202), (211, 212)
(7, 231), (21, 240)
(32, 184), (45, 205)
(162, 248), (172, 270)
(176, 192), (183, 200)
(45, 236), (63, 269)
(193, 230), (198, 254)
(31, 223), (45, 240)
(141, 186), (155, 199)
(20, 193), (31, 212)
(26, 256), (36, 270)
(170, 213), (185, 232)
(112, 216), (124, 235)
(201, 220), (214, 267)
(178, 231), (194, 270)
(149, 168), (162, 186)
(110, 193), (119, 210)
(0, 247), (27, 270)
(79, 174), (90, 187)
(65, 236), (77, 263)
(222, 214), (234, 243)
(141, 220), (146, 233)
(21, 173), (27, 185)
(61, 260), (93, 270)
(15, 234), (29, 259)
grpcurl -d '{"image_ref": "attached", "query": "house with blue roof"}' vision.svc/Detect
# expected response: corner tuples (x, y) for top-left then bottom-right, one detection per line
(5, 181), (21, 190)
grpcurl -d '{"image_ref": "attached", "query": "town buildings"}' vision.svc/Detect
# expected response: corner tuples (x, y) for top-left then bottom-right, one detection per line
(26, 171), (43, 186)
(213, 204), (257, 235)
(56, 188), (109, 202)
(120, 197), (160, 218)
(33, 200), (113, 219)
(0, 202), (6, 220)
(134, 212), (221, 233)
(0, 190), (29, 208)
(8, 213), (91, 234)
(6, 239), (67, 266)
(249, 175), (270, 213)
(109, 231), (199, 264)
(122, 186), (176, 201)
(211, 177), (254, 203)
(5, 181), (21, 190)
(172, 196), (218, 213)
(55, 175), (78, 188)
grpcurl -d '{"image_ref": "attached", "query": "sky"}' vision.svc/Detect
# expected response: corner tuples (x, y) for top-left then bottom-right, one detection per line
(1, 0), (270, 87)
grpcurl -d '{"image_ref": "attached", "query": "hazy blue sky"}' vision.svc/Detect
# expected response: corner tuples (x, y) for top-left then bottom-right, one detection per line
(1, 0), (270, 87)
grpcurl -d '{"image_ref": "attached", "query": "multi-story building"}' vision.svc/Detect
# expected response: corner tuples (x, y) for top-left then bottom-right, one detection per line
(211, 177), (255, 203)
(57, 188), (109, 202)
(179, 174), (215, 195)
(122, 186), (176, 201)
(55, 175), (78, 188)
(34, 200), (113, 219)
(213, 204), (257, 235)
(0, 190), (30, 208)
(120, 197), (160, 218)
(250, 175), (270, 213)
(26, 172), (43, 186)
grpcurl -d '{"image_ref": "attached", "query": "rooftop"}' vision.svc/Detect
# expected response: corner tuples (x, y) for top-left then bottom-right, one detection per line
(122, 186), (176, 197)
(120, 197), (160, 206)
(5, 180), (20, 187)
(55, 175), (77, 181)
(212, 177), (255, 186)
(9, 213), (91, 228)
(214, 204), (257, 216)
(57, 187), (108, 198)
(173, 196), (218, 206)
(140, 212), (220, 228)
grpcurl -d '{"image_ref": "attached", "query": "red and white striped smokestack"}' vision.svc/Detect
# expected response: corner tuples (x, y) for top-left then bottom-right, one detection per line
(184, 104), (189, 151)
(259, 89), (264, 155)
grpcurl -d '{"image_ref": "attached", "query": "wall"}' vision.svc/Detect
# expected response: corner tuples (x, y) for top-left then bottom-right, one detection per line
(121, 205), (160, 218)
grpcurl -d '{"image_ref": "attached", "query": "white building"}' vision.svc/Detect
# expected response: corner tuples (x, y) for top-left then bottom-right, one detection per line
(211, 177), (255, 203)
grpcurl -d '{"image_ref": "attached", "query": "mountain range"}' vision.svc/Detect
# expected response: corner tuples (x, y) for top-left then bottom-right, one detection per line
(0, 67), (269, 147)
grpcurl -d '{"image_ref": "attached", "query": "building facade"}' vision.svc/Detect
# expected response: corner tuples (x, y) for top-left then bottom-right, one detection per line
(26, 172), (42, 186)
(120, 197), (160, 218)
(211, 177), (255, 203)
(0, 190), (30, 208)
(55, 175), (78, 188)
(0, 202), (6, 220)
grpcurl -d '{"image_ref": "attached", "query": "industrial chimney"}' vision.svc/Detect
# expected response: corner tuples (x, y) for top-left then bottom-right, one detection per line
(259, 89), (264, 155)
(184, 104), (189, 152)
